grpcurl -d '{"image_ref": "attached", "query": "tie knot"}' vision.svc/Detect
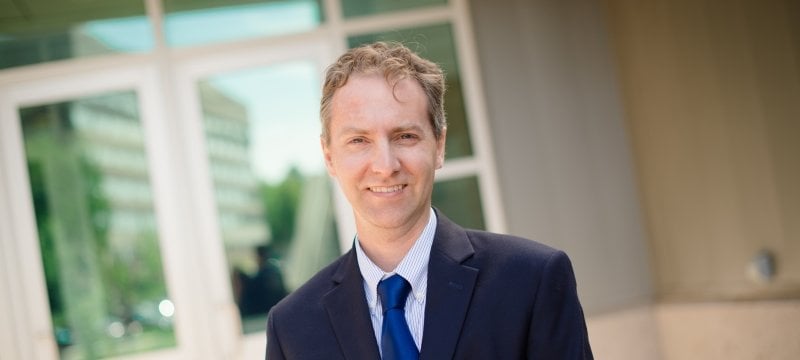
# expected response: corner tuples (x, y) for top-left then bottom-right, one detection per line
(377, 275), (411, 312)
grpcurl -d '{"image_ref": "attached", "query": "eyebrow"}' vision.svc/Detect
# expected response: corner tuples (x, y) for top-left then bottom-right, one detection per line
(337, 126), (369, 136)
(392, 124), (426, 134)
(336, 124), (427, 137)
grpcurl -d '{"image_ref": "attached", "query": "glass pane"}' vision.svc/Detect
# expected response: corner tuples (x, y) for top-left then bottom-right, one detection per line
(198, 61), (340, 334)
(163, 0), (323, 47)
(0, 1), (152, 70)
(432, 176), (485, 230)
(348, 23), (474, 159)
(20, 91), (175, 359)
(342, 0), (447, 18)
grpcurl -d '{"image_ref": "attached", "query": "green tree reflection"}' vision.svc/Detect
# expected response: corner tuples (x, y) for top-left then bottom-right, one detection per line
(260, 166), (303, 256)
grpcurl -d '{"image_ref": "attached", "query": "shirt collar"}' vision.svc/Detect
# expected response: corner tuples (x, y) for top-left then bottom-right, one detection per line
(355, 208), (437, 311)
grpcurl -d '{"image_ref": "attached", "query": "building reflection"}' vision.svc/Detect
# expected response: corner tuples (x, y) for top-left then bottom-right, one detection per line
(198, 71), (340, 333)
(21, 91), (175, 358)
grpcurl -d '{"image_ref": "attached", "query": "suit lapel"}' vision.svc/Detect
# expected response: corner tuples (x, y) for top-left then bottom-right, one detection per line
(322, 249), (381, 360)
(420, 213), (479, 360)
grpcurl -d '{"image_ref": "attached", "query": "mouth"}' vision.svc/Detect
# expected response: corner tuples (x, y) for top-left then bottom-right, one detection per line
(368, 184), (406, 193)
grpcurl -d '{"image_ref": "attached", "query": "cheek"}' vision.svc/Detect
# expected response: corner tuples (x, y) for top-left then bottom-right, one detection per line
(411, 147), (441, 169)
(330, 153), (367, 178)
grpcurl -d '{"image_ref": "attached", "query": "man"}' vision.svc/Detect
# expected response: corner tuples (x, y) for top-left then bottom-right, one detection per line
(237, 244), (287, 317)
(266, 42), (592, 359)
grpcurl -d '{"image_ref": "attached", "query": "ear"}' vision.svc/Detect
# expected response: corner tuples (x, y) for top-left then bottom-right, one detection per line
(435, 127), (447, 169)
(321, 136), (337, 177)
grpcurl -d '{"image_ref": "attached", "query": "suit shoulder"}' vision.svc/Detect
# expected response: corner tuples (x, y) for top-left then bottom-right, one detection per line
(466, 229), (560, 256)
(463, 229), (569, 271)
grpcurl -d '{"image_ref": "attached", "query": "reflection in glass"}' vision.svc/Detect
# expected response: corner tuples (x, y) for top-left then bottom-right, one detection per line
(198, 61), (340, 334)
(349, 23), (474, 159)
(0, 1), (152, 69)
(342, 0), (447, 18)
(432, 176), (485, 230)
(163, 0), (323, 47)
(20, 91), (175, 359)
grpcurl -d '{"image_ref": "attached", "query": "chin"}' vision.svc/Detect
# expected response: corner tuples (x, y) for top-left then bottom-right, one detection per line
(361, 207), (419, 230)
(369, 213), (411, 229)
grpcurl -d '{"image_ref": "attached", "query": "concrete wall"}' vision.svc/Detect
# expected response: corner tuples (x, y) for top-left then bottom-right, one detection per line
(656, 301), (800, 359)
(586, 302), (800, 360)
(604, 0), (800, 301)
(586, 306), (661, 359)
(468, 0), (653, 314)
(468, 0), (800, 358)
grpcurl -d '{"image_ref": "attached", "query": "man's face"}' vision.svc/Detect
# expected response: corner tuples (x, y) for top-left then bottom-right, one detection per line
(322, 73), (446, 232)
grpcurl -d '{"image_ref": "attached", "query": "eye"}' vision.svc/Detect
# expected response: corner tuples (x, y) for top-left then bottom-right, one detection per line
(397, 133), (419, 141)
(347, 137), (367, 145)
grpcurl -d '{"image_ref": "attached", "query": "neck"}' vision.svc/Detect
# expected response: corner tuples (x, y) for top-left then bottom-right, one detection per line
(356, 210), (430, 272)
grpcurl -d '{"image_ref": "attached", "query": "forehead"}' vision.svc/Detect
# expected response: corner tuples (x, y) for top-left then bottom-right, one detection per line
(329, 74), (430, 131)
(335, 73), (425, 103)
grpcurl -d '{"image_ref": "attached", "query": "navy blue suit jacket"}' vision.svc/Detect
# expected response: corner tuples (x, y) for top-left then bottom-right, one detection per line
(266, 211), (593, 359)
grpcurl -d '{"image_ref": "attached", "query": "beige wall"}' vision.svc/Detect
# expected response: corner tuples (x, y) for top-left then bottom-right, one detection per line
(657, 301), (800, 359)
(596, 0), (799, 357)
(470, 0), (799, 357)
(604, 0), (800, 301)
(469, 0), (653, 315)
(589, 301), (800, 360)
(587, 306), (662, 359)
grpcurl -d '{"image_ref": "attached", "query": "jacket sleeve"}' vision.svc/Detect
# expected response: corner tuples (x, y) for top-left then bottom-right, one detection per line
(527, 250), (593, 359)
(266, 309), (286, 360)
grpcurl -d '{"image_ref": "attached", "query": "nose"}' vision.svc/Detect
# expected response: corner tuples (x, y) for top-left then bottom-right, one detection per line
(370, 140), (400, 176)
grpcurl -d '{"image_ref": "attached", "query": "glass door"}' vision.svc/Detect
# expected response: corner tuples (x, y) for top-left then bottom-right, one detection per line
(0, 65), (191, 359)
(173, 40), (344, 358)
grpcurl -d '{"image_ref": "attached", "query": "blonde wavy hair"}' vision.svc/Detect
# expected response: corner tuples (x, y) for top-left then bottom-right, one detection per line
(320, 42), (446, 143)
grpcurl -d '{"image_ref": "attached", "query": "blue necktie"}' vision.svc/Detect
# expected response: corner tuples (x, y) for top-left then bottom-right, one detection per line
(378, 275), (419, 360)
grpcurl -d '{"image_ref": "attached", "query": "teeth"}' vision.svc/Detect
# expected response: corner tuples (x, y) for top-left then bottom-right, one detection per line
(370, 185), (404, 193)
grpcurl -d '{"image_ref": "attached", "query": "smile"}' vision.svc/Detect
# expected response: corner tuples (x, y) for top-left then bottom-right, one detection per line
(368, 185), (406, 193)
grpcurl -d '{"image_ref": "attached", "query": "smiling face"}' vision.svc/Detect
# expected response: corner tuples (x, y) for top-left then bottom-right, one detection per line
(323, 73), (446, 235)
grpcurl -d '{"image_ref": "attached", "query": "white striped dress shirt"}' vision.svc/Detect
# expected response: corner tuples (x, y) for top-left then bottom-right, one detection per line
(355, 207), (436, 356)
